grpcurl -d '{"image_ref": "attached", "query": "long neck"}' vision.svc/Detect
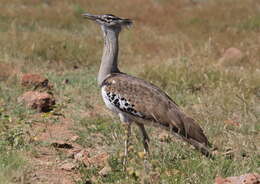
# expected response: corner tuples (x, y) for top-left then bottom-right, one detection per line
(98, 28), (120, 86)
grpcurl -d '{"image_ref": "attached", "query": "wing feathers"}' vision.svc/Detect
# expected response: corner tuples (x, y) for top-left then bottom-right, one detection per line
(102, 73), (211, 156)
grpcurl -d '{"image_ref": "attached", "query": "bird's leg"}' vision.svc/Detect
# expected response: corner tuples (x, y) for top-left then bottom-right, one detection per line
(136, 123), (151, 179)
(123, 122), (132, 169)
(136, 123), (150, 155)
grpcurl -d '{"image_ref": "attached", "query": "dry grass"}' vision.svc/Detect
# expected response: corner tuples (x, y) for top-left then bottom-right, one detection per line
(0, 0), (259, 183)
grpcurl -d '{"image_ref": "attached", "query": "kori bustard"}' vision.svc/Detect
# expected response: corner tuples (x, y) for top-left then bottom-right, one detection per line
(82, 13), (212, 164)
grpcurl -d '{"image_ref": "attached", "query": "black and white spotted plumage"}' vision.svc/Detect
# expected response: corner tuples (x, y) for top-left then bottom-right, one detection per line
(106, 91), (144, 118)
(101, 84), (144, 119)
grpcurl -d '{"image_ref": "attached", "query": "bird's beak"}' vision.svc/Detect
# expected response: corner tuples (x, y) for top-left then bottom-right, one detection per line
(82, 13), (99, 21)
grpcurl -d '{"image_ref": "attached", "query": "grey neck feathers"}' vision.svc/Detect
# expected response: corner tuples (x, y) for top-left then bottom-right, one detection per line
(98, 27), (120, 86)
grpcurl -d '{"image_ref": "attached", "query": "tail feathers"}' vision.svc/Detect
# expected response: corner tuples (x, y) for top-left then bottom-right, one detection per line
(181, 115), (210, 147)
(166, 110), (213, 157)
(169, 128), (213, 158)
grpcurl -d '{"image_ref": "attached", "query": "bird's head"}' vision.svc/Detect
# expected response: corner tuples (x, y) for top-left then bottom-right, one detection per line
(82, 13), (132, 34)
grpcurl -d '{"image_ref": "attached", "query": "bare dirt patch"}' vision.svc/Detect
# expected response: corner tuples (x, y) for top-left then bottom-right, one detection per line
(26, 118), (82, 184)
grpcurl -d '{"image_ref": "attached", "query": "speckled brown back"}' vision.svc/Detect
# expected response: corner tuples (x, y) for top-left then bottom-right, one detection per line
(102, 73), (210, 147)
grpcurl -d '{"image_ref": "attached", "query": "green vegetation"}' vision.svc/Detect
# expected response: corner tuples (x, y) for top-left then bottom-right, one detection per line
(0, 0), (259, 183)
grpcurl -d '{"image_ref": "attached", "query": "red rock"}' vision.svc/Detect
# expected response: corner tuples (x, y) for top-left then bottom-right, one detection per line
(243, 173), (260, 184)
(215, 173), (260, 184)
(70, 135), (79, 142)
(60, 162), (76, 171)
(218, 47), (244, 66)
(0, 63), (13, 80)
(21, 74), (49, 89)
(224, 119), (240, 126)
(18, 91), (55, 112)
(215, 176), (232, 184)
(83, 152), (109, 167)
(74, 149), (90, 162)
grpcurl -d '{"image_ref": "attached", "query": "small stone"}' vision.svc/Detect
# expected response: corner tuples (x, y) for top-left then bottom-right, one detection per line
(74, 149), (89, 161)
(224, 119), (240, 126)
(215, 173), (260, 184)
(218, 47), (245, 66)
(0, 63), (13, 81)
(98, 166), (111, 176)
(215, 176), (232, 184)
(21, 74), (49, 89)
(70, 135), (79, 142)
(83, 152), (109, 166)
(74, 151), (84, 161)
(60, 162), (76, 171)
(18, 91), (55, 112)
(242, 173), (260, 184)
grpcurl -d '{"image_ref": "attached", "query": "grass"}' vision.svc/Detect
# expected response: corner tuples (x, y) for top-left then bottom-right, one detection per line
(0, 0), (259, 183)
(0, 81), (30, 183)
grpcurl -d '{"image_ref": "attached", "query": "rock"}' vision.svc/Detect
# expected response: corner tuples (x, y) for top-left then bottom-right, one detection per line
(70, 135), (79, 142)
(18, 91), (55, 112)
(60, 162), (76, 171)
(224, 119), (240, 127)
(0, 63), (13, 81)
(21, 74), (49, 89)
(215, 173), (260, 184)
(83, 152), (109, 167)
(98, 166), (111, 176)
(74, 149), (89, 161)
(73, 150), (109, 167)
(218, 47), (245, 66)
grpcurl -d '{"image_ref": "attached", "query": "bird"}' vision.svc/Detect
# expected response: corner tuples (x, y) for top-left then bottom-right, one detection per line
(82, 13), (212, 166)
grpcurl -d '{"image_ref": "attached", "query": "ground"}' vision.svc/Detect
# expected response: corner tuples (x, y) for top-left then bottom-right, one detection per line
(0, 0), (259, 183)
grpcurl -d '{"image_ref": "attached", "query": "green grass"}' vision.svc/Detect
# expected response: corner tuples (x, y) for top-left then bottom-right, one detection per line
(0, 151), (26, 184)
(0, 82), (30, 183)
(0, 0), (259, 183)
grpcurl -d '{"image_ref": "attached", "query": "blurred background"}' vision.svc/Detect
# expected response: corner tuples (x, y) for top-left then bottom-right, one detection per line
(0, 0), (259, 183)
